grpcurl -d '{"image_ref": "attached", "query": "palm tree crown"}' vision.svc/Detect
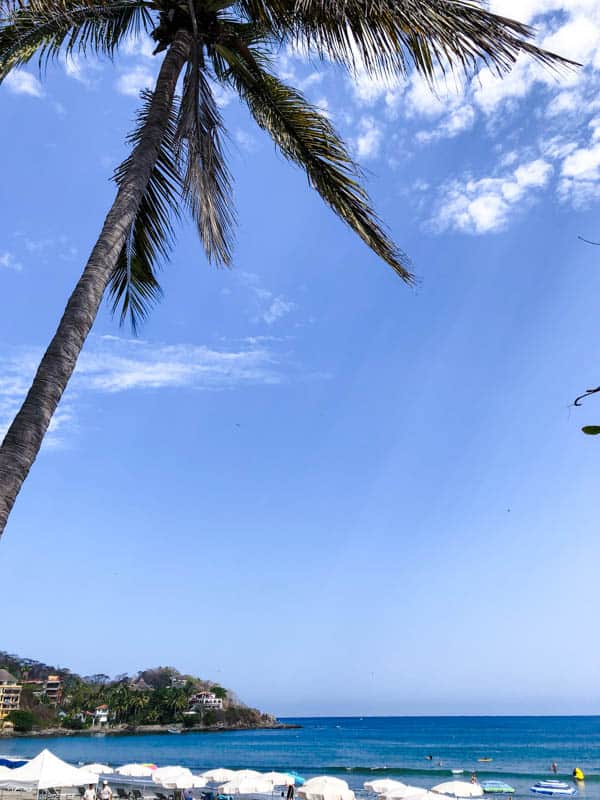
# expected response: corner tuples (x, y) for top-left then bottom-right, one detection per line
(1, 0), (571, 330)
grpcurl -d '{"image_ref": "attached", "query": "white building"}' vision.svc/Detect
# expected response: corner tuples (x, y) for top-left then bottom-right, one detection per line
(189, 691), (223, 711)
(93, 704), (110, 726)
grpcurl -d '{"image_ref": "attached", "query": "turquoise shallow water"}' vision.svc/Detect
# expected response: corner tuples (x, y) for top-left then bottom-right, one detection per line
(1, 718), (599, 799)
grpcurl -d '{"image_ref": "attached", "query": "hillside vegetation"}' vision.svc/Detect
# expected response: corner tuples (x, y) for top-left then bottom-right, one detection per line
(0, 651), (276, 733)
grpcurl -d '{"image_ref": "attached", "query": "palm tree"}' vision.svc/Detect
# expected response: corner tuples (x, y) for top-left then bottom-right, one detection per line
(0, 0), (570, 539)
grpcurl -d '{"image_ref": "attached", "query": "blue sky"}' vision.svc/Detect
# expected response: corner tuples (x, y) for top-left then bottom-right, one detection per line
(1, 0), (600, 717)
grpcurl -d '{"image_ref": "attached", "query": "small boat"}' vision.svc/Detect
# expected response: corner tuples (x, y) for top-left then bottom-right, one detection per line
(531, 782), (577, 796)
(451, 770), (464, 775)
(478, 758), (493, 763)
(167, 727), (181, 734)
(481, 782), (515, 794)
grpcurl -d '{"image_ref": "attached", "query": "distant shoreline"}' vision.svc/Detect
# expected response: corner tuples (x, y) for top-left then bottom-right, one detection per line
(0, 723), (300, 739)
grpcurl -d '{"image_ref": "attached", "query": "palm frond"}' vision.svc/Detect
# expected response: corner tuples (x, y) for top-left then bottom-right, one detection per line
(215, 43), (412, 282)
(175, 56), (235, 266)
(110, 89), (181, 332)
(0, 0), (152, 81)
(235, 0), (576, 82)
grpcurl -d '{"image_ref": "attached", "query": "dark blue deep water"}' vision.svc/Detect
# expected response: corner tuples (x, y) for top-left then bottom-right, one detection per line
(2, 718), (600, 798)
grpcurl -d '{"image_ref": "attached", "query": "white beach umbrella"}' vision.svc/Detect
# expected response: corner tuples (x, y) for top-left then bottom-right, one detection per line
(164, 776), (208, 790)
(364, 781), (408, 794)
(432, 783), (483, 798)
(219, 778), (276, 795)
(403, 793), (439, 800)
(116, 764), (157, 778)
(86, 765), (114, 775)
(0, 749), (98, 790)
(263, 773), (296, 786)
(152, 767), (193, 783)
(232, 771), (265, 781)
(153, 769), (207, 790)
(380, 787), (427, 800)
(302, 778), (349, 790)
(298, 777), (354, 800)
(203, 769), (237, 783)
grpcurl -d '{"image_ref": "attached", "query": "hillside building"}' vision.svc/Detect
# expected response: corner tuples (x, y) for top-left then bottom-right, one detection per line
(0, 669), (22, 720)
(189, 691), (223, 711)
(44, 675), (63, 705)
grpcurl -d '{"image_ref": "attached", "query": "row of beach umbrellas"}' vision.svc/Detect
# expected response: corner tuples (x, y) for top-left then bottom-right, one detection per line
(363, 780), (484, 800)
(0, 751), (484, 800)
(86, 764), (303, 792)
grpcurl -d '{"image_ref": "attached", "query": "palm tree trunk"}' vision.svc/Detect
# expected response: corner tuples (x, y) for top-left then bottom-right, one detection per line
(0, 29), (192, 540)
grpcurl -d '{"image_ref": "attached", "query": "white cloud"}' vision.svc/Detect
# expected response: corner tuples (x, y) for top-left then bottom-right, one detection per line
(237, 272), (297, 326)
(0, 335), (298, 445)
(545, 115), (600, 205)
(4, 70), (44, 98)
(121, 35), (155, 59)
(63, 53), (101, 87)
(416, 104), (475, 144)
(76, 339), (284, 392)
(235, 129), (259, 152)
(546, 90), (581, 117)
(0, 252), (22, 271)
(558, 139), (600, 206)
(115, 66), (155, 97)
(262, 298), (296, 325)
(355, 117), (383, 159)
(350, 65), (402, 107)
(431, 158), (553, 234)
(561, 142), (600, 179)
(341, 0), (600, 188)
(299, 72), (324, 91)
(210, 81), (235, 108)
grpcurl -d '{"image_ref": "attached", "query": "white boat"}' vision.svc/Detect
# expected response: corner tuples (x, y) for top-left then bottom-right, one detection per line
(531, 782), (577, 796)
(451, 771), (464, 776)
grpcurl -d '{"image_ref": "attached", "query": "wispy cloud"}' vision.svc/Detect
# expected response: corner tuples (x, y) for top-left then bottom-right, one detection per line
(8, 232), (79, 268)
(4, 70), (44, 98)
(0, 252), (22, 271)
(77, 336), (286, 392)
(234, 129), (259, 153)
(236, 272), (298, 326)
(0, 334), (300, 446)
(262, 297), (296, 325)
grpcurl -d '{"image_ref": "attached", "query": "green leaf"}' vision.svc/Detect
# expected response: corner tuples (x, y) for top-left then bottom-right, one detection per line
(235, 0), (577, 83)
(109, 89), (182, 332)
(0, 0), (152, 82)
(216, 43), (413, 282)
(582, 426), (600, 436)
(175, 59), (235, 266)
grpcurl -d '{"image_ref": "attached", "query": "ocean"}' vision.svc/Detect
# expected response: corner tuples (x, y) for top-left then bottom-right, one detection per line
(1, 717), (599, 799)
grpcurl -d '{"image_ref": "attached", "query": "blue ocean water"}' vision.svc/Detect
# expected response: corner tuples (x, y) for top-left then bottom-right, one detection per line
(1, 718), (599, 798)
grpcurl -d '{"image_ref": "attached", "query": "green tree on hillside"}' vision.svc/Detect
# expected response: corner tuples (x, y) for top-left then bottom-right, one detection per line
(7, 710), (37, 732)
(0, 0), (571, 538)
